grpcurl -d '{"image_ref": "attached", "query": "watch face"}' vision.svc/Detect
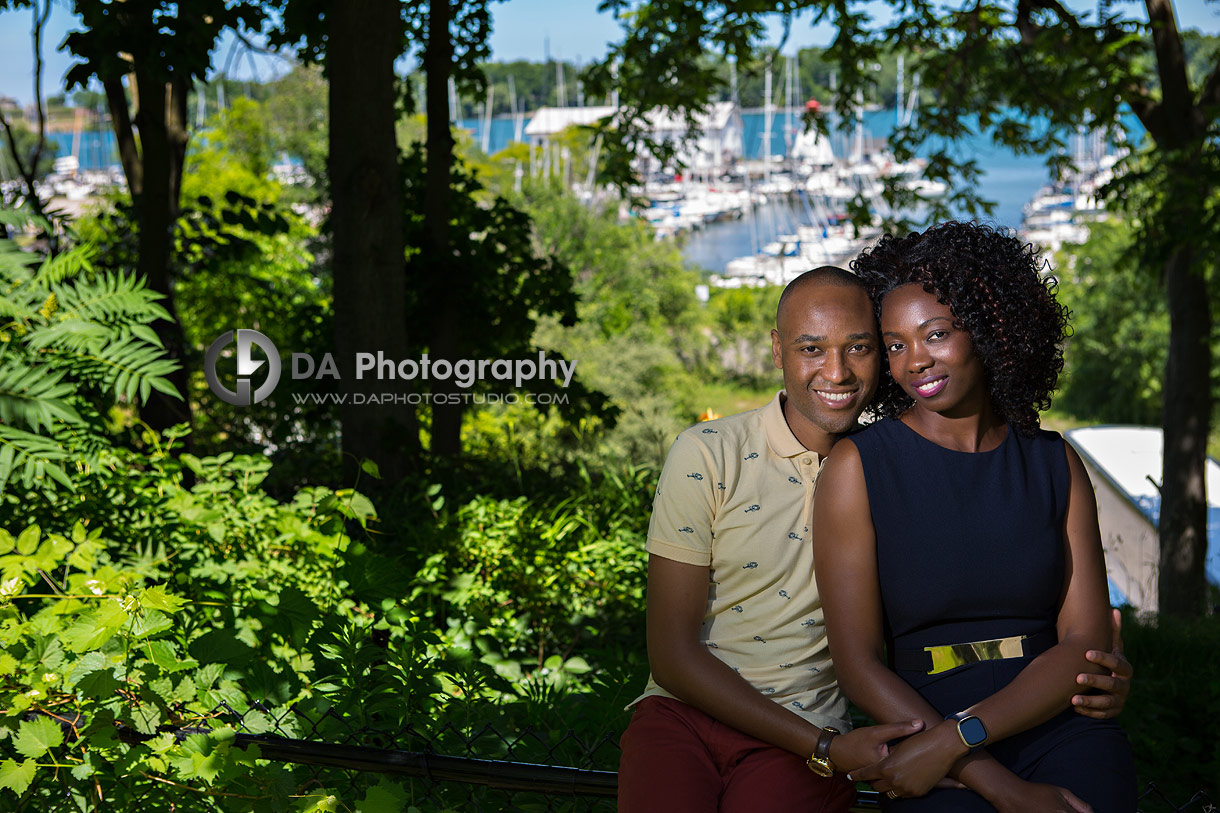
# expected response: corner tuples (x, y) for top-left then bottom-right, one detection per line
(959, 715), (987, 747)
(806, 757), (834, 778)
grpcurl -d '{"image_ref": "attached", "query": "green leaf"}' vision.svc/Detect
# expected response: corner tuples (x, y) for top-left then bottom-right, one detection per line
(357, 778), (410, 812)
(15, 525), (40, 555)
(141, 585), (187, 614)
(0, 530), (13, 555)
(144, 639), (199, 674)
(0, 758), (36, 796)
(75, 667), (121, 699)
(296, 793), (340, 812)
(60, 601), (129, 652)
(128, 610), (173, 640)
(12, 716), (64, 759)
(360, 459), (381, 480)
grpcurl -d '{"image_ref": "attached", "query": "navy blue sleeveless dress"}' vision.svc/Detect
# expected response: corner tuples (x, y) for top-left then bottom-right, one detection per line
(850, 418), (1135, 812)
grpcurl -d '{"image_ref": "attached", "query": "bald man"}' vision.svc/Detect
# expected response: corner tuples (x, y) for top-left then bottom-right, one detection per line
(617, 267), (1130, 813)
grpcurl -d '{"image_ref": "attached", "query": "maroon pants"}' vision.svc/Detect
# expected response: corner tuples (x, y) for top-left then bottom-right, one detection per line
(618, 696), (856, 813)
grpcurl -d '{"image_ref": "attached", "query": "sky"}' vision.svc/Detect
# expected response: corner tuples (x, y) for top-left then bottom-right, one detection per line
(0, 0), (1218, 106)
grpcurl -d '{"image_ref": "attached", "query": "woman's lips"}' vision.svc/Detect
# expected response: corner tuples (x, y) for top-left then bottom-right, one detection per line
(911, 376), (947, 398)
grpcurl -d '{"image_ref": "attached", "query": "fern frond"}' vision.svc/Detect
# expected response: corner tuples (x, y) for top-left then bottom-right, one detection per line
(34, 242), (96, 285)
(0, 361), (83, 430)
(52, 272), (171, 325)
(0, 422), (73, 495)
(25, 318), (112, 353)
(40, 337), (182, 403)
(0, 295), (36, 320)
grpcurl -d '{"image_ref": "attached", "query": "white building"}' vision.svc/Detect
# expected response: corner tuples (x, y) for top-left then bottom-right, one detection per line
(523, 101), (745, 177)
(642, 101), (744, 177)
(523, 106), (617, 147)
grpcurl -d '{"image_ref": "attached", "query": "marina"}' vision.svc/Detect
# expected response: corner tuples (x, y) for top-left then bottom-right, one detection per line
(6, 100), (1127, 281)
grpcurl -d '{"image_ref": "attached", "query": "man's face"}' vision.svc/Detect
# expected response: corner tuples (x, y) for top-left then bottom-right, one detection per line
(770, 282), (880, 455)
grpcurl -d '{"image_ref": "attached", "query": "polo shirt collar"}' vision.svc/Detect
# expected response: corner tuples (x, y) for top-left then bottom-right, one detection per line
(763, 391), (811, 459)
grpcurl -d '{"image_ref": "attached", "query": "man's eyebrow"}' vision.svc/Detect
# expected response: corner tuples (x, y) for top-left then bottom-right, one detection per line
(791, 332), (876, 343)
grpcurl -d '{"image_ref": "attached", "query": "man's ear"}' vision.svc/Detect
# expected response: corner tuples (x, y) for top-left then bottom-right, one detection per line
(770, 329), (783, 370)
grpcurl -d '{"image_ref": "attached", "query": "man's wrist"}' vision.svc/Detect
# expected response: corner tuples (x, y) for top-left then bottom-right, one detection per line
(806, 726), (840, 776)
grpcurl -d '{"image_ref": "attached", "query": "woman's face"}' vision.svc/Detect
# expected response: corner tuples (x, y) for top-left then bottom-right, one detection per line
(879, 283), (988, 418)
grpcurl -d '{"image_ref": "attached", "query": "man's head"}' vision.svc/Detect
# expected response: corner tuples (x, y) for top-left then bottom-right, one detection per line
(770, 266), (880, 456)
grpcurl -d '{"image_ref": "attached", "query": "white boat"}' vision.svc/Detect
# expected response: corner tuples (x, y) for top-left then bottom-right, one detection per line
(1065, 425), (1220, 613)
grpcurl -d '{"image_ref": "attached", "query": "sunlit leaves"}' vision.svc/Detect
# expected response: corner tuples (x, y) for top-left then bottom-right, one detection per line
(0, 759), (36, 796)
(12, 716), (63, 759)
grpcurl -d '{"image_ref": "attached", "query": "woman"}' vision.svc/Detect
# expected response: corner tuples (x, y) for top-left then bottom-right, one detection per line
(812, 222), (1136, 812)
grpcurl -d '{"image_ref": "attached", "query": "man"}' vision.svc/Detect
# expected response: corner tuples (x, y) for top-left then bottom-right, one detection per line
(617, 267), (1130, 812)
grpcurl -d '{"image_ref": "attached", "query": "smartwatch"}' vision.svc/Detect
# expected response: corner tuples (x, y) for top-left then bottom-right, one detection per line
(946, 711), (988, 752)
(806, 726), (840, 777)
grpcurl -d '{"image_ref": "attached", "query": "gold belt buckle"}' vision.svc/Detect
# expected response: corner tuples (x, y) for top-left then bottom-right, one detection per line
(924, 635), (1027, 675)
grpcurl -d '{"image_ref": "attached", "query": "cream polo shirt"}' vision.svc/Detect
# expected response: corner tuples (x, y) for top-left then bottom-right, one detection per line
(632, 391), (850, 731)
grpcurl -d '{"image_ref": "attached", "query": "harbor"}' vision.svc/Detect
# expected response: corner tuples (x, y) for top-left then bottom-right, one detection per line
(6, 97), (1126, 281)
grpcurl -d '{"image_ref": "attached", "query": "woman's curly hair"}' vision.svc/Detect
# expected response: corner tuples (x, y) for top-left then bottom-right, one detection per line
(850, 221), (1070, 435)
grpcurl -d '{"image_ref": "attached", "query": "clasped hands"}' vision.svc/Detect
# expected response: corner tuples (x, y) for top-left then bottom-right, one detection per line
(842, 722), (1096, 812)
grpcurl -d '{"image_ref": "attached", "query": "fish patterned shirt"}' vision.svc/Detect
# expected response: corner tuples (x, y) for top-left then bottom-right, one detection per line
(630, 391), (850, 731)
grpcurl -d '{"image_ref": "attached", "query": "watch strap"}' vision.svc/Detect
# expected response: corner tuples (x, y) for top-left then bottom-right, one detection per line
(805, 726), (840, 776)
(814, 726), (839, 761)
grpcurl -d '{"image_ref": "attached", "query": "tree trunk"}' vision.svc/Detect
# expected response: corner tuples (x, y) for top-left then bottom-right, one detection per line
(329, 0), (418, 484)
(103, 75), (142, 196)
(1157, 243), (1212, 616)
(424, 0), (464, 458)
(133, 71), (193, 435)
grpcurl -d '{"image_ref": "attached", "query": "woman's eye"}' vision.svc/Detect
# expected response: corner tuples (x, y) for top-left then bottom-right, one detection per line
(929, 330), (948, 340)
(886, 342), (904, 353)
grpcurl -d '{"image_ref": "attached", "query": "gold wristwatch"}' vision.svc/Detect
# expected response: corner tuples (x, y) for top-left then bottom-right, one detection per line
(806, 726), (840, 777)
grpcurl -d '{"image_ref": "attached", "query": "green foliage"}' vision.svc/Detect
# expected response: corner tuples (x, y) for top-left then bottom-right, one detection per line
(0, 421), (649, 808)
(0, 211), (180, 494)
(64, 0), (265, 92)
(1054, 218), (1220, 427)
(403, 145), (577, 364)
(1118, 608), (1220, 808)
(1054, 221), (1169, 425)
(706, 285), (781, 387)
(422, 465), (651, 668)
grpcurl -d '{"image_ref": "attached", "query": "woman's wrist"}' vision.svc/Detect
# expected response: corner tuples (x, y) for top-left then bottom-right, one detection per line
(972, 766), (1026, 806)
(931, 719), (972, 762)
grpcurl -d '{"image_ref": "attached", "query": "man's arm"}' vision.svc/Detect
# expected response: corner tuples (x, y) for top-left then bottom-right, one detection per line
(646, 553), (921, 771)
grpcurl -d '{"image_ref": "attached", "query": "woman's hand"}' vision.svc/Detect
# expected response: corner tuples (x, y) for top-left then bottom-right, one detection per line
(843, 721), (964, 798)
(828, 720), (924, 773)
(989, 779), (1094, 813)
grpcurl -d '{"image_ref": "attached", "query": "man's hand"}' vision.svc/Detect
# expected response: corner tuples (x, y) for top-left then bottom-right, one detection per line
(844, 721), (962, 799)
(828, 720), (923, 774)
(1072, 608), (1133, 720)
